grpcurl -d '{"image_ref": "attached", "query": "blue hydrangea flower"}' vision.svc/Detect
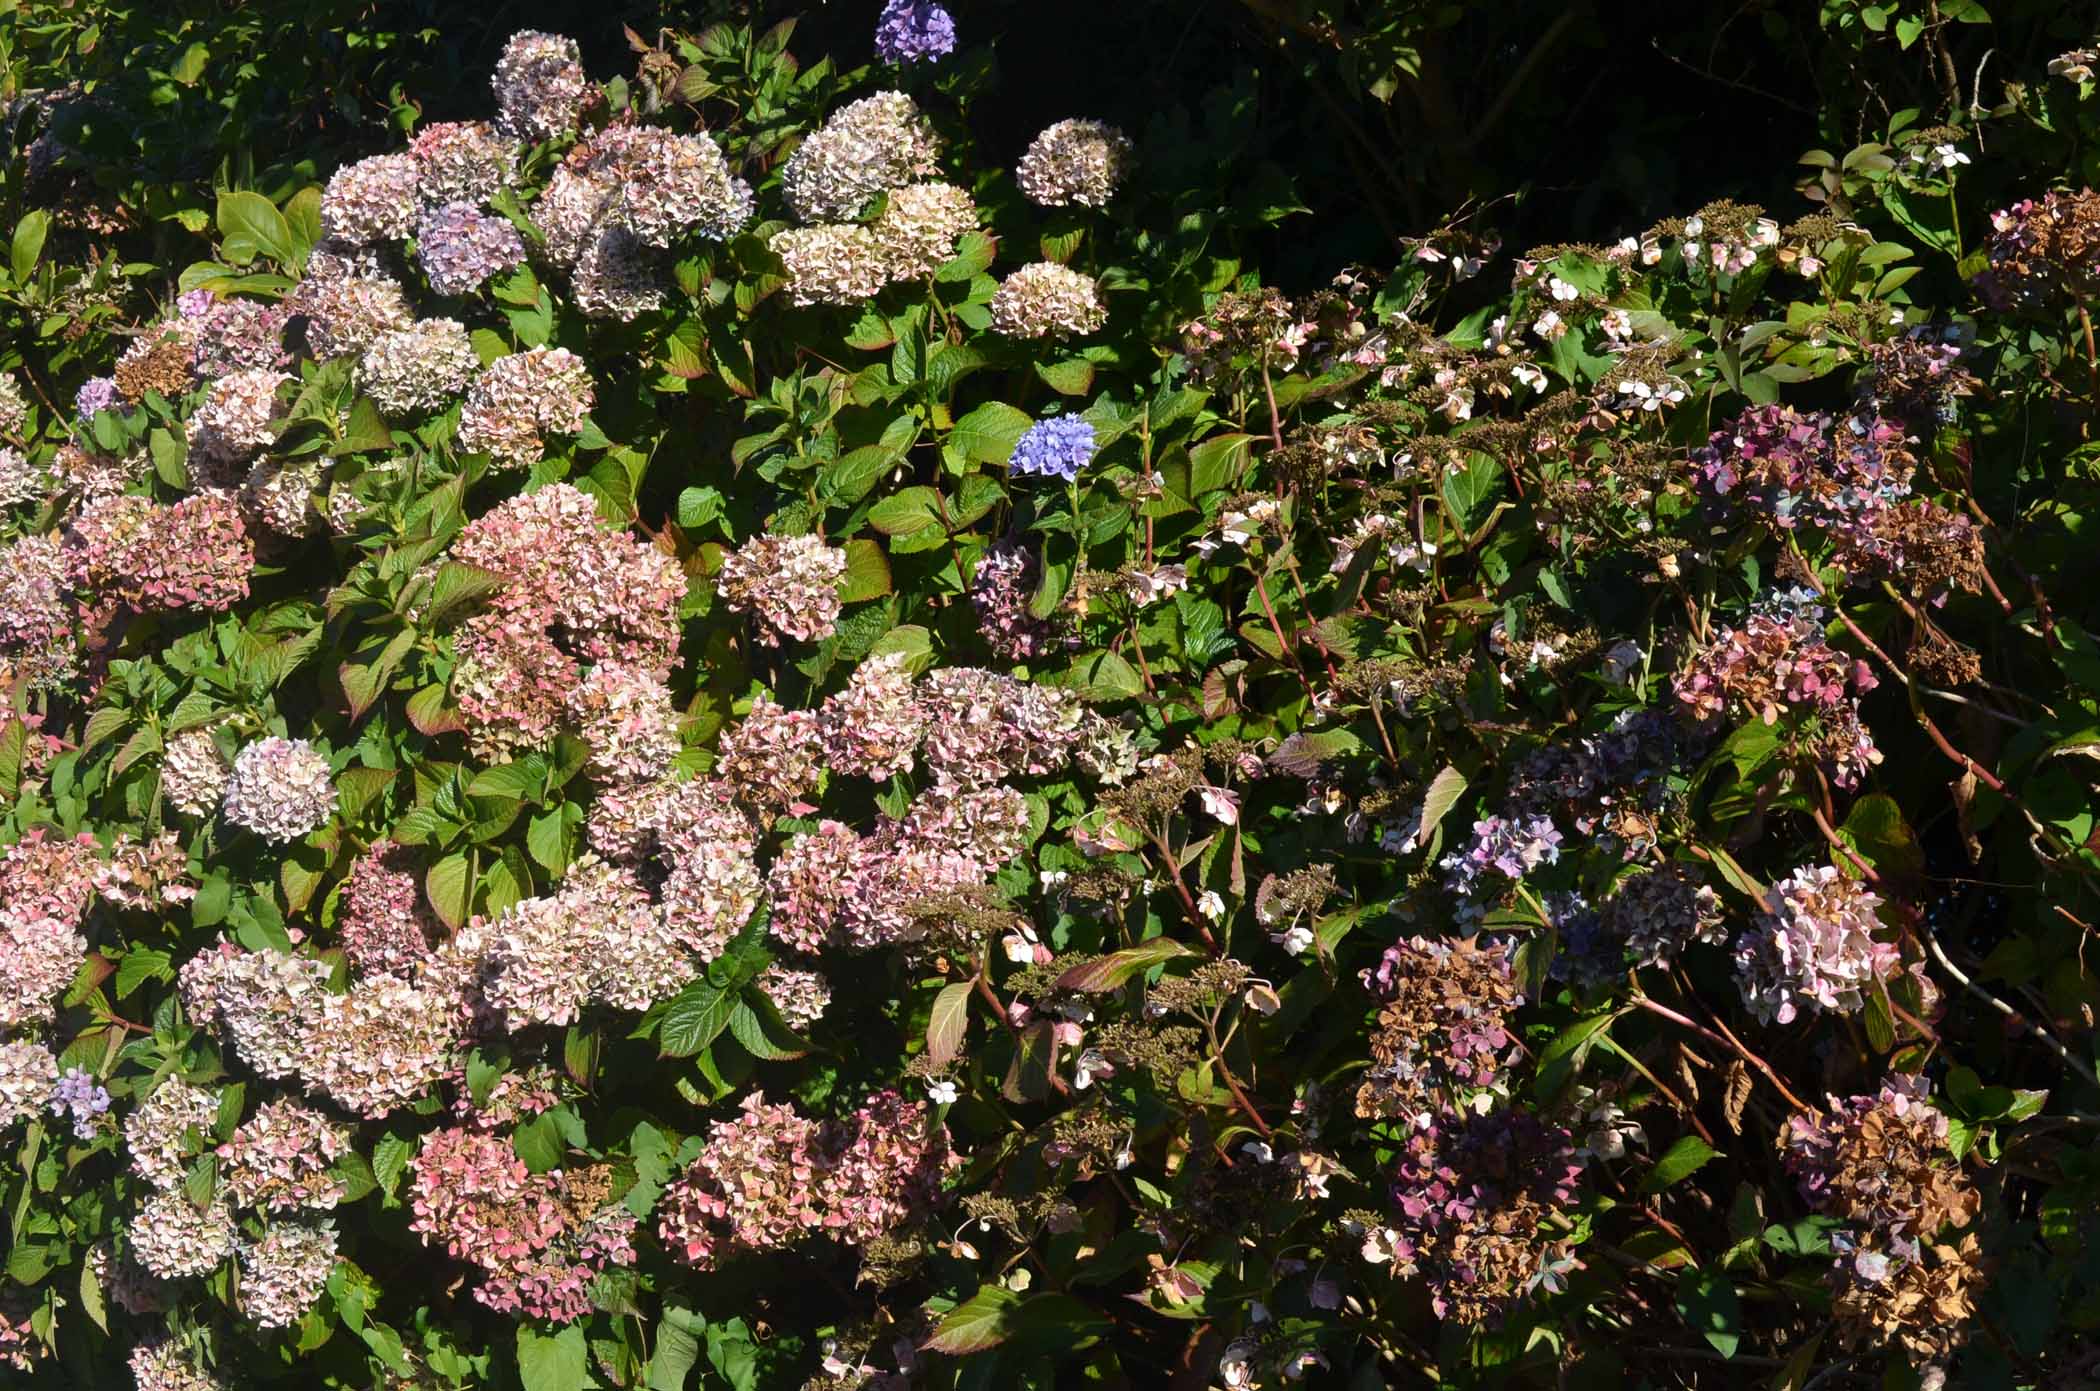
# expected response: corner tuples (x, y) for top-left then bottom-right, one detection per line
(875, 0), (958, 65)
(1009, 416), (1097, 481)
(51, 1067), (111, 1140)
(75, 376), (122, 421)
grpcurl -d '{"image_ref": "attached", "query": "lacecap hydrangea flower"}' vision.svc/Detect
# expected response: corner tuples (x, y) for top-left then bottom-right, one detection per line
(1009, 415), (1097, 481)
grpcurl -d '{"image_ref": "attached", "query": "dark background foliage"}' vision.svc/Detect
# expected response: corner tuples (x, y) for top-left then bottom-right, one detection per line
(21, 0), (2094, 289)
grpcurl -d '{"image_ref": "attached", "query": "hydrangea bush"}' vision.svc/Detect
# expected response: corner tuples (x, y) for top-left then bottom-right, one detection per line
(6, 5), (2100, 1389)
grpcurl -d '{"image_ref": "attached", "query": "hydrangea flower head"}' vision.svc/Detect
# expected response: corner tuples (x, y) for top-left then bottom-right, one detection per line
(1009, 415), (1097, 481)
(875, 0), (958, 64)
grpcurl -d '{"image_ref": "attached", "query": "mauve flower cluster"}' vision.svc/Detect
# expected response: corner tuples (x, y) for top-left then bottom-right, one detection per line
(288, 273), (413, 364)
(75, 374), (122, 421)
(217, 1098), (349, 1211)
(1674, 596), (1880, 787)
(717, 531), (846, 645)
(1694, 405), (1942, 578)
(125, 1078), (221, 1190)
(129, 1340), (225, 1391)
(567, 659), (681, 783)
(1780, 1076), (1983, 1378)
(874, 0), (957, 64)
(770, 224), (890, 306)
(0, 446), (43, 509)
(0, 1039), (59, 1129)
(0, 1306), (43, 1373)
(1355, 936), (1523, 1121)
(185, 367), (288, 470)
(1387, 1107), (1584, 1323)
(1438, 814), (1561, 899)
(410, 120), (519, 206)
(821, 649), (926, 779)
(989, 262), (1108, 338)
(1502, 709), (1687, 862)
(221, 736), (337, 843)
(0, 372), (26, 437)
(1601, 862), (1726, 968)
(336, 842), (435, 977)
(189, 296), (292, 380)
(1733, 862), (1899, 1025)
(768, 180), (976, 302)
(159, 729), (230, 817)
(0, 904), (86, 1032)
(1016, 119), (1134, 208)
(1975, 189), (2100, 313)
(871, 182), (978, 279)
(50, 1066), (111, 1138)
(127, 1189), (235, 1279)
(416, 201), (526, 296)
(534, 125), (751, 303)
(237, 1221), (338, 1327)
(63, 492), (254, 618)
(621, 129), (755, 247)
(0, 533), (72, 685)
(320, 152), (422, 244)
(1008, 415), (1097, 481)
(658, 1090), (950, 1270)
(716, 694), (827, 814)
(482, 856), (693, 1024)
(782, 92), (940, 223)
(969, 539), (1077, 660)
(492, 31), (591, 143)
(409, 1127), (636, 1323)
(446, 482), (683, 758)
(456, 347), (595, 468)
(179, 942), (460, 1118)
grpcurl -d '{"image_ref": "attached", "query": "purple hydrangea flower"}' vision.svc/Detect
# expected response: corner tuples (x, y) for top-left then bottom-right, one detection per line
(875, 0), (958, 64)
(417, 202), (528, 297)
(75, 376), (122, 421)
(177, 288), (218, 320)
(51, 1067), (111, 1139)
(1440, 814), (1562, 895)
(1009, 416), (1096, 481)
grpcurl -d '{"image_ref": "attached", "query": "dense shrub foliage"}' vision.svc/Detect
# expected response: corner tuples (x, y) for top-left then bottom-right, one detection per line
(10, 3), (2100, 1388)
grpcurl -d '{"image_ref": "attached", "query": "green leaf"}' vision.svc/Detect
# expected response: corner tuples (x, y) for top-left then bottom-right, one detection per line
(1058, 938), (1198, 992)
(425, 853), (473, 931)
(115, 949), (174, 1000)
(1440, 453), (1504, 535)
(1188, 433), (1254, 495)
(517, 1324), (591, 1391)
(868, 488), (942, 537)
(1639, 1135), (1722, 1194)
(1533, 1010), (1618, 1104)
(216, 190), (299, 268)
(728, 992), (813, 1060)
(1059, 649), (1144, 701)
(647, 1305), (705, 1390)
(370, 1133), (413, 1199)
(467, 756), (547, 801)
(1673, 1269), (1743, 1358)
(839, 538), (892, 603)
(948, 401), (1033, 465)
(11, 211), (50, 286)
(926, 981), (971, 1068)
(923, 1284), (1024, 1355)
(658, 977), (740, 1058)
(1415, 766), (1468, 855)
(511, 1111), (567, 1173)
